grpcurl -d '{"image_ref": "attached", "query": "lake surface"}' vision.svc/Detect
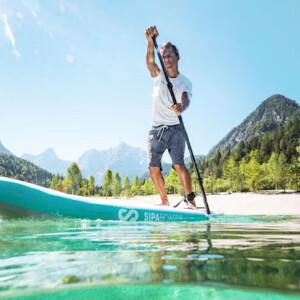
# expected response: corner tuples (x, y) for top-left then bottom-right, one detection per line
(0, 215), (299, 299)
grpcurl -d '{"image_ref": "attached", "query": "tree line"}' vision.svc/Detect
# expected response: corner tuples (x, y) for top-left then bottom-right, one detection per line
(49, 162), (159, 197)
(50, 114), (300, 197)
(1, 112), (298, 195)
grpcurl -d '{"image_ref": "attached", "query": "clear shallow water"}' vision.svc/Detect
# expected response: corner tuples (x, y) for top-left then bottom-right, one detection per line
(0, 215), (299, 299)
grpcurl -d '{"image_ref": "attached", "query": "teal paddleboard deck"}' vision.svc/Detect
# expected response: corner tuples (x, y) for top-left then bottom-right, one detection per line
(0, 177), (222, 222)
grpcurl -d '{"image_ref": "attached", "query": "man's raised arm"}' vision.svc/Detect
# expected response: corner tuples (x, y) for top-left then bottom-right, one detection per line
(145, 26), (160, 78)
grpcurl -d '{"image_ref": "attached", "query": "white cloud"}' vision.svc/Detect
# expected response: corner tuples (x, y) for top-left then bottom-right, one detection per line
(2, 13), (20, 58)
(66, 54), (74, 63)
(3, 13), (16, 47)
(59, 5), (65, 12)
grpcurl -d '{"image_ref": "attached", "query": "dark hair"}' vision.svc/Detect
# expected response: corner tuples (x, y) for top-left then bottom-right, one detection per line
(160, 41), (179, 57)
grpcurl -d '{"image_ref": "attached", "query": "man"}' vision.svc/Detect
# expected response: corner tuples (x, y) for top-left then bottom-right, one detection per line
(145, 25), (197, 209)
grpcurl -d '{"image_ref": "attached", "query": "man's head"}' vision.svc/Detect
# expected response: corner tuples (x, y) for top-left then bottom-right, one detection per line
(160, 42), (179, 57)
(160, 42), (180, 74)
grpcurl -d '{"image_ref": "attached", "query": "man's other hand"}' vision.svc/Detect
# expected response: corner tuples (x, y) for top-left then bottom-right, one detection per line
(171, 103), (183, 115)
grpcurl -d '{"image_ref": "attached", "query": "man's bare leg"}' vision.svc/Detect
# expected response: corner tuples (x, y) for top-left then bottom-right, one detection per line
(149, 166), (170, 206)
(173, 164), (197, 209)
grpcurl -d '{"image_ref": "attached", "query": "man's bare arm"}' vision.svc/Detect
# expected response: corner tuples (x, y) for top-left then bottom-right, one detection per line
(145, 26), (160, 78)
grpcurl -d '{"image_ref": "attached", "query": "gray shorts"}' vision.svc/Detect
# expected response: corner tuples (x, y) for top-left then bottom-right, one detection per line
(147, 124), (185, 168)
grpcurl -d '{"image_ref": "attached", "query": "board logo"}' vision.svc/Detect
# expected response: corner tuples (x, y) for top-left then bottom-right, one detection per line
(118, 209), (139, 221)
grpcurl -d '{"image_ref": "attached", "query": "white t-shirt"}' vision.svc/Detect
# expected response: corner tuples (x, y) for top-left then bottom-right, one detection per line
(151, 70), (192, 126)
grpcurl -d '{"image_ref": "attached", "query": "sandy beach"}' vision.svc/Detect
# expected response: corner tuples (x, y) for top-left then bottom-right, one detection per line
(120, 192), (300, 215)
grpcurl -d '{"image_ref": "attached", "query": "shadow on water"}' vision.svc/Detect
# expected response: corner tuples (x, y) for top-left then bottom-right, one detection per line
(0, 216), (299, 299)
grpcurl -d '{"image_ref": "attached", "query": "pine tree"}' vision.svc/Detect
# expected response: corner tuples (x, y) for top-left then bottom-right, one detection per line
(245, 154), (262, 191)
(204, 174), (216, 194)
(288, 157), (300, 191)
(62, 177), (72, 194)
(142, 180), (151, 195)
(277, 153), (289, 191)
(103, 169), (113, 196)
(297, 138), (300, 164)
(165, 169), (180, 194)
(235, 141), (246, 161)
(112, 172), (122, 197)
(0, 166), (7, 177)
(260, 162), (272, 190)
(50, 174), (61, 190)
(268, 152), (280, 190)
(80, 178), (89, 196)
(131, 175), (141, 196)
(88, 175), (95, 196)
(67, 162), (82, 194)
(123, 175), (132, 197)
(191, 172), (201, 194)
(223, 157), (239, 192)
(239, 158), (247, 191)
(259, 136), (272, 163)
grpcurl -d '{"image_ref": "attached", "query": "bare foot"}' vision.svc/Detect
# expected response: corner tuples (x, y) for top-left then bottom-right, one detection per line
(162, 199), (170, 206)
(187, 199), (197, 210)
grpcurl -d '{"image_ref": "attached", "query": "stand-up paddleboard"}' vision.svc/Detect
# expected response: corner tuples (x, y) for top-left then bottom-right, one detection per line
(0, 177), (223, 221)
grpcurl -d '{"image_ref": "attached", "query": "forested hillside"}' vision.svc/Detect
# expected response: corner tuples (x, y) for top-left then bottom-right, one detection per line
(0, 154), (53, 187)
(209, 95), (299, 156)
(187, 112), (300, 193)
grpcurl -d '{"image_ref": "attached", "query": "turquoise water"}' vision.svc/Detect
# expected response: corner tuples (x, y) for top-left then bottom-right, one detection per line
(0, 215), (299, 299)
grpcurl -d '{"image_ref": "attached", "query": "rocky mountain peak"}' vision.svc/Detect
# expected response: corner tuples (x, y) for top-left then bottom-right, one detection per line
(209, 94), (299, 156)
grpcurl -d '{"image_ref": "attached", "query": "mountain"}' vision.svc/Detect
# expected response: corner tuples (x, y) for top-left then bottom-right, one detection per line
(209, 94), (300, 156)
(0, 153), (53, 187)
(0, 140), (14, 156)
(17, 142), (205, 184)
(19, 143), (149, 184)
(185, 155), (205, 164)
(22, 148), (70, 176)
(78, 142), (148, 184)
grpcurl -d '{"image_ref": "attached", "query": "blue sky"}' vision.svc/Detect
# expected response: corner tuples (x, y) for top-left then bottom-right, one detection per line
(0, 0), (299, 161)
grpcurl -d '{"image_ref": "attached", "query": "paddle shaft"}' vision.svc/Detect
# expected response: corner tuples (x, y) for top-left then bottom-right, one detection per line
(152, 36), (210, 215)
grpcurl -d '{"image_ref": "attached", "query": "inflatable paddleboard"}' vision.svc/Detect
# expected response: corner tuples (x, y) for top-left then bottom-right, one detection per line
(0, 177), (223, 222)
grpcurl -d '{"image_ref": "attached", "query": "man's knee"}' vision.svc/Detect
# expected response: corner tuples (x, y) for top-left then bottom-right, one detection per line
(149, 166), (161, 176)
(173, 164), (188, 173)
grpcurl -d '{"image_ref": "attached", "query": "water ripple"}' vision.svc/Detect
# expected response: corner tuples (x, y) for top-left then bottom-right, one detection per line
(0, 216), (299, 298)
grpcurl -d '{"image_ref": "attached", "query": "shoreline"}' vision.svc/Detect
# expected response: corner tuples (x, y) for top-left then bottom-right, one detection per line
(111, 191), (300, 216)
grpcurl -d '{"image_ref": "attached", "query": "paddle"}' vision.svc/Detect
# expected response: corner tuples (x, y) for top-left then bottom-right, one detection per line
(152, 35), (211, 215)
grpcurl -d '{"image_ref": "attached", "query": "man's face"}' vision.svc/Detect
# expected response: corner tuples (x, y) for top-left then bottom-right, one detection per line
(161, 48), (179, 70)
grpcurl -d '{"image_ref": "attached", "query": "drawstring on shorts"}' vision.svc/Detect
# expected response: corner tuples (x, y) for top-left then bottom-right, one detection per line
(157, 125), (169, 142)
